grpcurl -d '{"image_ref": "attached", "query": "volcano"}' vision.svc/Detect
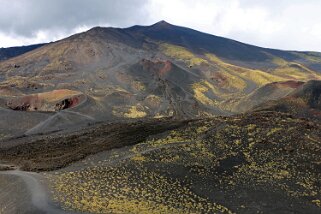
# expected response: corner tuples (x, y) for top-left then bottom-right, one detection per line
(1, 21), (321, 136)
(1, 21), (321, 214)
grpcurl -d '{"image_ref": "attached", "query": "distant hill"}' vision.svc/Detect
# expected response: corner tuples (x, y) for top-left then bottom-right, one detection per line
(0, 43), (45, 61)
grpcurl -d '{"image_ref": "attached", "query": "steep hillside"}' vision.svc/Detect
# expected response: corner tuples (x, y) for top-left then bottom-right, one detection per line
(255, 80), (321, 120)
(1, 21), (321, 137)
(235, 80), (304, 112)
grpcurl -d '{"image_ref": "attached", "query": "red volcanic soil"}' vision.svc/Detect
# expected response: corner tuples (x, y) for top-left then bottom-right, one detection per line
(211, 72), (228, 87)
(140, 59), (173, 76)
(0, 86), (23, 96)
(54, 94), (85, 110)
(159, 60), (172, 76)
(273, 80), (304, 89)
(6, 89), (85, 112)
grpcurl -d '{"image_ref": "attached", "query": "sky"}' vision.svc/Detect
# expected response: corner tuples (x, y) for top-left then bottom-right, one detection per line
(0, 0), (321, 51)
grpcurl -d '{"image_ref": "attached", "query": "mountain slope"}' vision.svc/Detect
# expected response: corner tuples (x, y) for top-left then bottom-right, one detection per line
(1, 21), (321, 136)
(126, 21), (321, 71)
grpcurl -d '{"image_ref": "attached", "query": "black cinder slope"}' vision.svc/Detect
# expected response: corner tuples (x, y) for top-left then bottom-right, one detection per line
(125, 21), (321, 71)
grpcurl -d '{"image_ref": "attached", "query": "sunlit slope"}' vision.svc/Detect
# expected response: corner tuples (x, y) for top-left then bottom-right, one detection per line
(159, 43), (321, 112)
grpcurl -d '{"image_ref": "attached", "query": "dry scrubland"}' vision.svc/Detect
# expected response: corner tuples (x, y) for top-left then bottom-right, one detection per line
(41, 111), (321, 213)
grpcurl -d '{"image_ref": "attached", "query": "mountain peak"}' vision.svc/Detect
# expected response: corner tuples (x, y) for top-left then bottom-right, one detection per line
(152, 20), (172, 28)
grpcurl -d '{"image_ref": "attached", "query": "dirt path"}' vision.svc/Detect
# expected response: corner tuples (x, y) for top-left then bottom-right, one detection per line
(0, 170), (70, 214)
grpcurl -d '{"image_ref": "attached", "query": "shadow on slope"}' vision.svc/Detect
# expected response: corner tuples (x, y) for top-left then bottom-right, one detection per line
(255, 80), (321, 121)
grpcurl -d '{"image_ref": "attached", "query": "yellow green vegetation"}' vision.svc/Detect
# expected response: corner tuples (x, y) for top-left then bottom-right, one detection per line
(160, 43), (207, 66)
(131, 146), (147, 162)
(192, 81), (218, 106)
(153, 113), (166, 119)
(205, 53), (224, 65)
(218, 70), (248, 91)
(271, 63), (321, 81)
(47, 112), (321, 213)
(293, 52), (321, 63)
(145, 95), (162, 107)
(113, 105), (147, 118)
(266, 127), (282, 136)
(191, 79), (242, 111)
(270, 56), (289, 66)
(241, 69), (285, 86)
(264, 52), (321, 80)
(147, 130), (189, 147)
(214, 115), (320, 202)
(47, 165), (232, 214)
(124, 105), (147, 118)
(160, 47), (321, 112)
(0, 133), (9, 140)
(131, 154), (146, 162)
(113, 86), (129, 93)
(197, 110), (216, 117)
(203, 80), (223, 95)
(0, 75), (51, 90)
(132, 81), (146, 91)
(196, 125), (210, 134)
(312, 199), (321, 207)
(205, 53), (284, 86)
(205, 53), (248, 91)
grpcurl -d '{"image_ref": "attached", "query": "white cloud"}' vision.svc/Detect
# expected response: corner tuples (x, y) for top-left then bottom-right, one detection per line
(0, 0), (321, 51)
(0, 0), (149, 47)
(147, 0), (321, 51)
(0, 26), (93, 47)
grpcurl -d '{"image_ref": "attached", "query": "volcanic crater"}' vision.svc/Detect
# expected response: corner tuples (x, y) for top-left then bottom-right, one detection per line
(5, 89), (86, 112)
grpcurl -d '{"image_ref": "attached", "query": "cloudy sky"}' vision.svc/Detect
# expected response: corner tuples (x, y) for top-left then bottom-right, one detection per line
(1, 0), (321, 51)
